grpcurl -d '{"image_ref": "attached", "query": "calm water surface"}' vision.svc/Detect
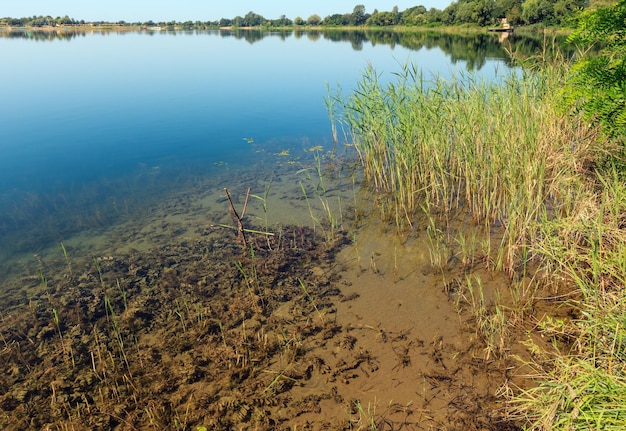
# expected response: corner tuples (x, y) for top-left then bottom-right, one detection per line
(0, 29), (522, 264)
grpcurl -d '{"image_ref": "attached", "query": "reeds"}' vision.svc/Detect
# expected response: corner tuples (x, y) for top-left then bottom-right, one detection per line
(60, 242), (72, 277)
(331, 56), (626, 429)
(331, 62), (594, 273)
(349, 400), (378, 430)
(250, 180), (273, 249)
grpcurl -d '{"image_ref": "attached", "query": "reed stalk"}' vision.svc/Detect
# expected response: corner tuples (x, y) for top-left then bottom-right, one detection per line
(332, 62), (593, 273)
(174, 299), (187, 333)
(60, 242), (72, 277)
(350, 400), (378, 430)
(250, 180), (273, 249)
(52, 307), (75, 368)
(297, 278), (324, 323)
(297, 148), (346, 245)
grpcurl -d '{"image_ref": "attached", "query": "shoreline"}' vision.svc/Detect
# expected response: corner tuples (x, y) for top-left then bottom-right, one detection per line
(0, 23), (569, 34)
(0, 24), (143, 32)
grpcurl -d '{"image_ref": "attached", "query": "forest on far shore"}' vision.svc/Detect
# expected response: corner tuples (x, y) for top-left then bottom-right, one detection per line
(0, 0), (617, 30)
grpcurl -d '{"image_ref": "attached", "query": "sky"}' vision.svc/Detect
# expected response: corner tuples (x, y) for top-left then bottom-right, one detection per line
(3, 0), (454, 23)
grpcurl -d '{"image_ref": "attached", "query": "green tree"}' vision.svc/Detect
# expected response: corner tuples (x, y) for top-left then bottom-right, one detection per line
(507, 4), (523, 24)
(351, 4), (367, 25)
(493, 0), (523, 20)
(553, 0), (588, 24)
(402, 12), (428, 25)
(456, 1), (475, 22)
(565, 0), (626, 138)
(455, 0), (495, 25)
(366, 11), (397, 26)
(401, 5), (428, 25)
(307, 14), (321, 25)
(521, 0), (554, 24)
(443, 3), (458, 24)
(232, 16), (243, 27)
(323, 14), (349, 25)
(273, 15), (292, 26)
(243, 11), (264, 27)
(57, 15), (74, 25)
(425, 7), (445, 24)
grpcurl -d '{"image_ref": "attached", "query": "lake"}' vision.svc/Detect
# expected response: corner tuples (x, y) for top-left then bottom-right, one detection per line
(0, 28), (535, 429)
(0, 29), (529, 263)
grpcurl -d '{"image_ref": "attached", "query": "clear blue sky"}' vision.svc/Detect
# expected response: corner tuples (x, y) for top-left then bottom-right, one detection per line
(3, 1), (454, 22)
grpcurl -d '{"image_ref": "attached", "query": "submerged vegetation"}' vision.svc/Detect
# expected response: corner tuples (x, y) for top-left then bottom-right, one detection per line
(0, 221), (351, 429)
(0, 153), (514, 429)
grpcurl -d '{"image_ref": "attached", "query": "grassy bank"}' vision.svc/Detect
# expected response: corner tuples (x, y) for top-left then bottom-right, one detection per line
(331, 57), (626, 428)
(511, 164), (626, 429)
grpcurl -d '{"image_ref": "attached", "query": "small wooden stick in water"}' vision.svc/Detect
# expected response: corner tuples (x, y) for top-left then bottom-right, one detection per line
(224, 187), (251, 251)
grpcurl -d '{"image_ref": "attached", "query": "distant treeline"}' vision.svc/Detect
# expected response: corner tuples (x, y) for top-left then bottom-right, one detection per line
(0, 0), (616, 30)
(0, 27), (573, 70)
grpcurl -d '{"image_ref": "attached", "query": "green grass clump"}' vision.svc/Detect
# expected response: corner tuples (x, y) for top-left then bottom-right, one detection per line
(509, 165), (626, 430)
(332, 62), (594, 272)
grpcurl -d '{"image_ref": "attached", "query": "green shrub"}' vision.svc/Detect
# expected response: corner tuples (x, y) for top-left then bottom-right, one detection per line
(564, 0), (626, 141)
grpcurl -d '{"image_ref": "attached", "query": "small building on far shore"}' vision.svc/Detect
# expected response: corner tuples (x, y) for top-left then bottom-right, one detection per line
(488, 18), (514, 32)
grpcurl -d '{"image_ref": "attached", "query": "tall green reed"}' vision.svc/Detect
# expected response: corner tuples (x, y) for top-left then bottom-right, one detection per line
(331, 43), (624, 430)
(331, 62), (593, 273)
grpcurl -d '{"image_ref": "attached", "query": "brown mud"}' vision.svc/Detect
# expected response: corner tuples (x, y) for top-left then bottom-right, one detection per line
(0, 161), (565, 430)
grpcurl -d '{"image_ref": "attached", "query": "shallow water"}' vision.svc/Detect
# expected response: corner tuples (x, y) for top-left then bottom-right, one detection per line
(0, 28), (535, 429)
(0, 159), (529, 429)
(0, 29), (520, 265)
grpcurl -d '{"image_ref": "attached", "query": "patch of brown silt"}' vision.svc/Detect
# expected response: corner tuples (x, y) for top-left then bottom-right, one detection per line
(286, 220), (525, 430)
(0, 160), (568, 430)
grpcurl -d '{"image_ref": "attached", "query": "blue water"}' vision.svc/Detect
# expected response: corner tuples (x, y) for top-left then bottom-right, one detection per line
(0, 29), (517, 260)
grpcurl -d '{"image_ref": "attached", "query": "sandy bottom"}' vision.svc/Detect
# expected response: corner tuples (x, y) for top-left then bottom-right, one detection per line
(0, 157), (562, 430)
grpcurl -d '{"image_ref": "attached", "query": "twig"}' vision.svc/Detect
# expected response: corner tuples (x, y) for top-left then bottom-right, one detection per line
(224, 187), (251, 251)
